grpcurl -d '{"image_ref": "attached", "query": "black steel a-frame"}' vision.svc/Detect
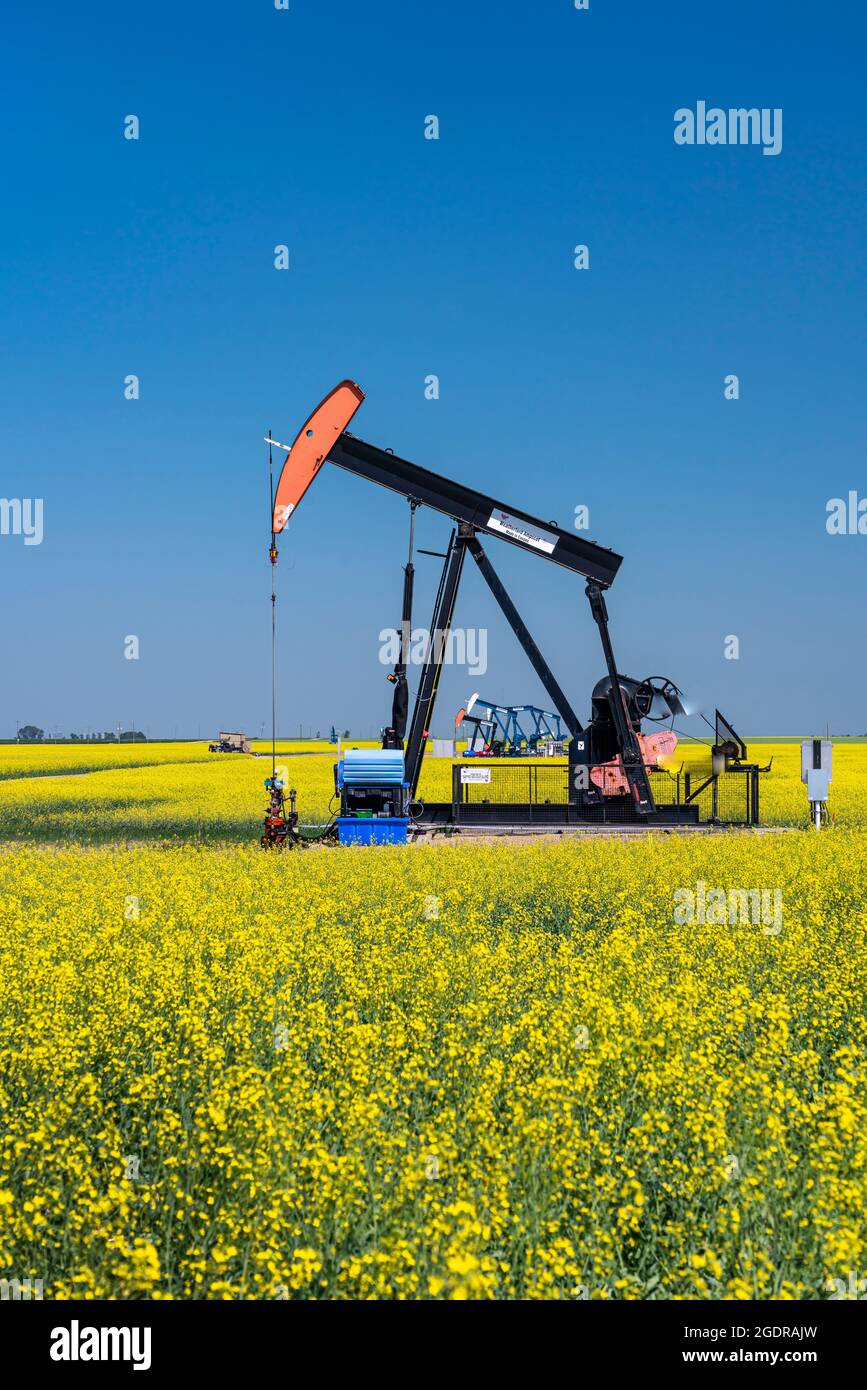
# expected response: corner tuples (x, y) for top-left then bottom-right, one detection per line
(327, 431), (656, 815)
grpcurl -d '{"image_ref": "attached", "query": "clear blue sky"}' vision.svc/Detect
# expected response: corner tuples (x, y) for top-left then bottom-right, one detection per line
(2, 1), (865, 740)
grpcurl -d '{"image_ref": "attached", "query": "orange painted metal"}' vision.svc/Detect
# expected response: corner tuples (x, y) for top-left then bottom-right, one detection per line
(272, 380), (365, 534)
(590, 730), (679, 797)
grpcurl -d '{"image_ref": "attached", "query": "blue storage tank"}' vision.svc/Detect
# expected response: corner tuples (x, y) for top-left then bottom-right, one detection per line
(337, 816), (408, 845)
(338, 749), (405, 787)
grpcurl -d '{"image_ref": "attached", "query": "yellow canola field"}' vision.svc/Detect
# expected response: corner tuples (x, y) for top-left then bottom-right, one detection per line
(0, 739), (375, 782)
(0, 741), (866, 841)
(0, 754), (337, 842)
(1, 741), (865, 1300)
(0, 741), (215, 780)
(1, 832), (866, 1300)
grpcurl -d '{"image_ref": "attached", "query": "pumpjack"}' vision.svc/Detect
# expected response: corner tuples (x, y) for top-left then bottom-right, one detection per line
(269, 381), (762, 840)
(457, 695), (565, 756)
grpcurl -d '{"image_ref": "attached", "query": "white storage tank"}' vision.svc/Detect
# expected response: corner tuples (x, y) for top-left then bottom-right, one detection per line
(430, 739), (456, 758)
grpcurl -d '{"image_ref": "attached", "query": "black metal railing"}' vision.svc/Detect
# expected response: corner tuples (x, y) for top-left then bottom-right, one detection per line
(449, 759), (758, 825)
(454, 761), (570, 806)
(684, 767), (759, 825)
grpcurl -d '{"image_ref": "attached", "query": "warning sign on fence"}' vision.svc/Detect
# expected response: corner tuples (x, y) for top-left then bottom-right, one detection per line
(460, 767), (492, 784)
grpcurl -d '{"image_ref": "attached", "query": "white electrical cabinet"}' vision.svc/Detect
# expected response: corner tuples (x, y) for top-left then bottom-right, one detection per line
(801, 738), (832, 828)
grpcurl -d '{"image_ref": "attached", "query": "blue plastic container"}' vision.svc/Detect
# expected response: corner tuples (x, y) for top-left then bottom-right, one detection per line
(337, 816), (409, 846)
